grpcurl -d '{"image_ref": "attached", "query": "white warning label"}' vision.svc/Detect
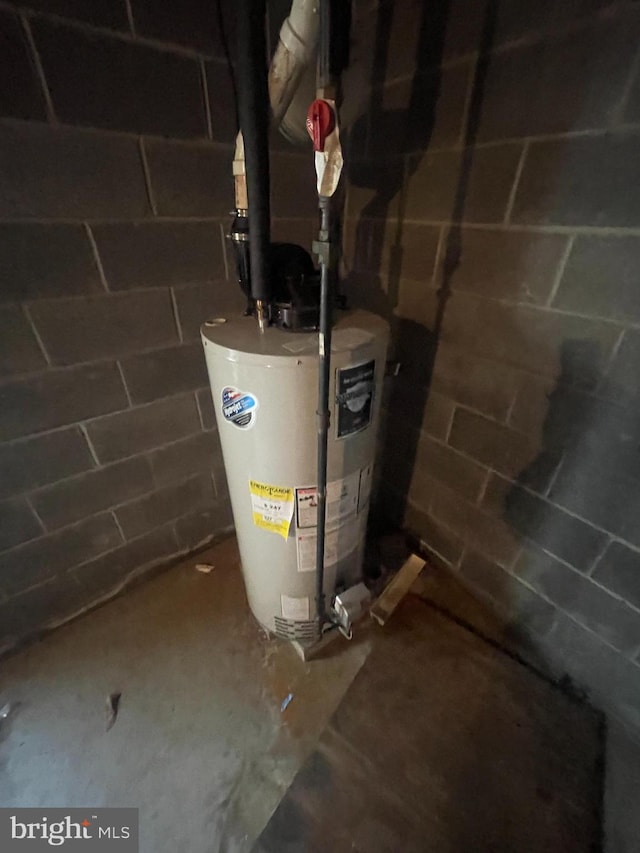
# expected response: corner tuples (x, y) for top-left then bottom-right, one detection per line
(281, 594), (310, 621)
(296, 517), (360, 573)
(295, 471), (360, 530)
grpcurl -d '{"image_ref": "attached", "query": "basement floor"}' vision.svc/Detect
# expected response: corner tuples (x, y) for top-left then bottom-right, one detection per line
(0, 537), (371, 852)
(0, 536), (636, 852)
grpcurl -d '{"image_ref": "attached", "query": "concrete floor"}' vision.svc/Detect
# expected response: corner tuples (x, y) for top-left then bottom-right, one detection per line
(255, 595), (603, 852)
(0, 537), (370, 852)
(414, 563), (640, 853)
(1, 536), (638, 852)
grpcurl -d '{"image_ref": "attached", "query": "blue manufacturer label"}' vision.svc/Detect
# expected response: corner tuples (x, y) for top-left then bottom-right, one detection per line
(221, 386), (259, 429)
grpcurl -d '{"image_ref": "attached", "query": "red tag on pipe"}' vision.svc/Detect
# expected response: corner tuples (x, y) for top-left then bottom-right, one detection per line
(306, 99), (335, 152)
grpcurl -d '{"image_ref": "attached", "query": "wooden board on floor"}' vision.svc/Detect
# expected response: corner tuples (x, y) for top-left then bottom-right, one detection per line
(370, 553), (426, 626)
(253, 595), (603, 853)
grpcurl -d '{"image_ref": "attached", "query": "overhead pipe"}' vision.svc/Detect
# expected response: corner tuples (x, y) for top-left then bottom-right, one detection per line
(277, 60), (316, 146)
(235, 0), (271, 332)
(269, 0), (320, 127)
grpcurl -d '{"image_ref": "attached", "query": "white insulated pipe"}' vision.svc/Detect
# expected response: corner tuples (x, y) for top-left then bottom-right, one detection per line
(269, 0), (319, 126)
(234, 0), (319, 216)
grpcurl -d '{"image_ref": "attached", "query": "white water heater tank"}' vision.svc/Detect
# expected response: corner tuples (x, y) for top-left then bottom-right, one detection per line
(201, 309), (389, 641)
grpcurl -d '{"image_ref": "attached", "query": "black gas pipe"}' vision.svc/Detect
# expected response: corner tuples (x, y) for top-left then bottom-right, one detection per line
(235, 0), (271, 331)
(314, 0), (333, 631)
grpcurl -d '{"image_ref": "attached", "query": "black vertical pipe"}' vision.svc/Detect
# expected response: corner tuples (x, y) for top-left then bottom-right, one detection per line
(236, 0), (271, 305)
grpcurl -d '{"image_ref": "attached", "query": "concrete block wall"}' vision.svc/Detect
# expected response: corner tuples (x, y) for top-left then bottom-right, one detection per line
(345, 0), (640, 729)
(0, 0), (316, 651)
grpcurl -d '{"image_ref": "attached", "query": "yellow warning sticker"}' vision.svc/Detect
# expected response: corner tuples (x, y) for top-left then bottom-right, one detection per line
(249, 480), (295, 539)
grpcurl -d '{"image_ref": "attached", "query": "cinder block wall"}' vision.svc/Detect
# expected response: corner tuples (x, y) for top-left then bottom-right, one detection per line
(0, 0), (316, 651)
(345, 0), (640, 728)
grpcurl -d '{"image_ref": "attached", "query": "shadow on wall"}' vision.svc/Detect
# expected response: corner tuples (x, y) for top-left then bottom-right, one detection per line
(505, 338), (640, 578)
(338, 1), (623, 838)
(345, 0), (500, 526)
(508, 340), (605, 514)
(337, 0), (640, 837)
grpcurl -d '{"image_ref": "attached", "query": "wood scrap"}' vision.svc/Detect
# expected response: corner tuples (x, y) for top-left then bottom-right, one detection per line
(370, 553), (426, 626)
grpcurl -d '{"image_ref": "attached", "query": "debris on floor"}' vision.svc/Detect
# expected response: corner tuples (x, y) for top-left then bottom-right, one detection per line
(105, 692), (122, 731)
(0, 702), (12, 721)
(280, 693), (294, 713)
(195, 563), (216, 574)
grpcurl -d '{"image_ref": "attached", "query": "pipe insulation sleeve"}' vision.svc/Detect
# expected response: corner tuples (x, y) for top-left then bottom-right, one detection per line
(280, 0), (319, 61)
(269, 0), (319, 125)
(236, 0), (271, 304)
(278, 61), (316, 146)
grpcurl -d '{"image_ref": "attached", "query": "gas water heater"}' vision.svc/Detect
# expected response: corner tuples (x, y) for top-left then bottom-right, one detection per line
(201, 0), (389, 640)
(202, 311), (388, 640)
